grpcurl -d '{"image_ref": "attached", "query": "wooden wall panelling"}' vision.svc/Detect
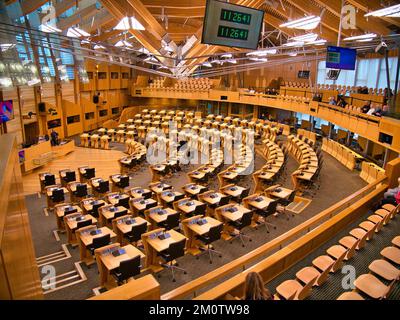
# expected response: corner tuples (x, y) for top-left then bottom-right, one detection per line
(109, 65), (121, 89)
(96, 63), (109, 91)
(81, 92), (97, 131)
(0, 134), (43, 299)
(120, 67), (130, 88)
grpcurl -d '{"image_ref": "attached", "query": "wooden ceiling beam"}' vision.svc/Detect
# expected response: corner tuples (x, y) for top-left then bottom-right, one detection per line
(313, 0), (391, 36)
(345, 0), (400, 28)
(58, 4), (99, 30)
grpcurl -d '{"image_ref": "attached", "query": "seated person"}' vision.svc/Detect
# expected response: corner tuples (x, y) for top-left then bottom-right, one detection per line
(50, 129), (59, 146)
(361, 101), (371, 113)
(384, 178), (400, 199)
(328, 96), (337, 105)
(366, 103), (376, 115)
(337, 96), (346, 108)
(244, 272), (273, 300)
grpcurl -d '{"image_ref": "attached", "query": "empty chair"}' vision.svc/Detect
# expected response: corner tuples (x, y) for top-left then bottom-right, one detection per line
(158, 239), (187, 282)
(254, 200), (278, 233)
(392, 236), (400, 248)
(82, 168), (95, 181)
(44, 174), (56, 187)
(74, 218), (93, 232)
(312, 249), (347, 274)
(192, 203), (207, 217)
(228, 211), (253, 247)
(196, 224), (223, 264)
(369, 259), (400, 281)
(275, 275), (317, 300)
(381, 246), (400, 265)
(296, 263), (332, 287)
(73, 184), (88, 200)
(115, 176), (130, 190)
(277, 190), (296, 220)
(327, 241), (357, 262)
(337, 292), (364, 300)
(50, 188), (65, 205)
(157, 212), (180, 230)
(96, 181), (110, 195)
(354, 274), (395, 299)
(125, 222), (148, 245)
(62, 171), (76, 184)
(88, 234), (111, 255)
(111, 255), (141, 285)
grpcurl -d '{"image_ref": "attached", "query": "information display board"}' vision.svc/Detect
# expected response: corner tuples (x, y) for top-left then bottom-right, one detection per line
(201, 0), (264, 49)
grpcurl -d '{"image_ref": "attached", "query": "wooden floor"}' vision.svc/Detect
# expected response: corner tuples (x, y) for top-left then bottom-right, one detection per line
(22, 146), (125, 195)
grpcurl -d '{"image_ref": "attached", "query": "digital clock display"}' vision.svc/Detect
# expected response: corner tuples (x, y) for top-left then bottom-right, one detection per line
(217, 26), (249, 41)
(201, 0), (264, 50)
(220, 9), (251, 25)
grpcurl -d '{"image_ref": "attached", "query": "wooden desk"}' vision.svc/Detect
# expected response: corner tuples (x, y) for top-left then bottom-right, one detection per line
(159, 190), (184, 206)
(182, 183), (207, 197)
(64, 213), (97, 246)
(130, 197), (157, 216)
(216, 203), (252, 239)
(54, 204), (82, 230)
(95, 243), (145, 289)
(146, 206), (178, 229)
(247, 195), (275, 210)
(149, 182), (172, 195)
(176, 199), (204, 216)
(107, 193), (130, 207)
(269, 187), (293, 200)
(88, 274), (160, 300)
(130, 187), (152, 199)
(67, 181), (90, 202)
(220, 185), (246, 198)
(296, 171), (314, 181)
(77, 226), (116, 266)
(82, 199), (106, 215)
(113, 215), (150, 244)
(99, 205), (129, 227)
(182, 215), (222, 255)
(200, 191), (227, 206)
(142, 229), (187, 272)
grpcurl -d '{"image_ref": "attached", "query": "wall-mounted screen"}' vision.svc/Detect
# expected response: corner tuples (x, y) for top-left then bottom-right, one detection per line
(298, 70), (310, 79)
(201, 0), (264, 49)
(0, 100), (13, 124)
(326, 46), (357, 70)
(47, 119), (61, 129)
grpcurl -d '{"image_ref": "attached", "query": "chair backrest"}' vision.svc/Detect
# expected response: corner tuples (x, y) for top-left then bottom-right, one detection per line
(316, 262), (333, 286)
(76, 219), (92, 230)
(219, 196), (230, 206)
(118, 197), (130, 209)
(84, 168), (95, 179)
(118, 255), (141, 280)
(240, 211), (253, 228)
(297, 275), (317, 300)
(207, 223), (223, 242)
(287, 190), (297, 204)
(195, 203), (207, 216)
(91, 203), (104, 218)
(98, 181), (110, 193)
(118, 176), (130, 188)
(114, 209), (128, 219)
(240, 188), (250, 200)
(76, 184), (88, 197)
(92, 234), (111, 250)
(331, 250), (347, 273)
(44, 175), (56, 186)
(129, 222), (148, 242)
(265, 201), (278, 216)
(165, 212), (180, 229)
(167, 239), (186, 260)
(52, 189), (65, 202)
(65, 171), (76, 182)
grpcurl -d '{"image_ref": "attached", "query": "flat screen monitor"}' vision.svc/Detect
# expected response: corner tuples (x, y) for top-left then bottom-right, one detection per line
(298, 70), (310, 79)
(326, 46), (357, 70)
(0, 100), (13, 124)
(201, 0), (264, 49)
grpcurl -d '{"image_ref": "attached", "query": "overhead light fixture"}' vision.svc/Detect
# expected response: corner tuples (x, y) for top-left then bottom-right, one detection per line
(307, 39), (327, 45)
(221, 53), (233, 58)
(0, 44), (15, 52)
(249, 57), (268, 62)
(283, 41), (304, 47)
(39, 23), (62, 33)
(94, 44), (106, 50)
(211, 60), (222, 64)
(343, 33), (377, 41)
(357, 38), (375, 42)
(227, 59), (237, 64)
(246, 48), (277, 56)
(287, 51), (298, 57)
(202, 62), (212, 67)
(290, 33), (318, 42)
(158, 65), (169, 70)
(67, 27), (90, 38)
(80, 39), (91, 44)
(0, 77), (13, 87)
(137, 47), (150, 54)
(365, 4), (400, 17)
(280, 16), (321, 30)
(115, 40), (133, 48)
(144, 56), (159, 64)
(114, 16), (145, 31)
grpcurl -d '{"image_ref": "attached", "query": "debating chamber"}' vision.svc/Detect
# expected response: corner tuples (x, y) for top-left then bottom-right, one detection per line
(2, 0), (400, 303)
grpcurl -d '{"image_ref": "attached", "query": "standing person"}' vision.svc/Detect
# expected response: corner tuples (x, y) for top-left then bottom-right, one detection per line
(244, 272), (273, 300)
(50, 129), (59, 146)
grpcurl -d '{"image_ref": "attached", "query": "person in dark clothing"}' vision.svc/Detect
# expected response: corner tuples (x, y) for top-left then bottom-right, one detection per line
(361, 101), (371, 113)
(50, 129), (59, 146)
